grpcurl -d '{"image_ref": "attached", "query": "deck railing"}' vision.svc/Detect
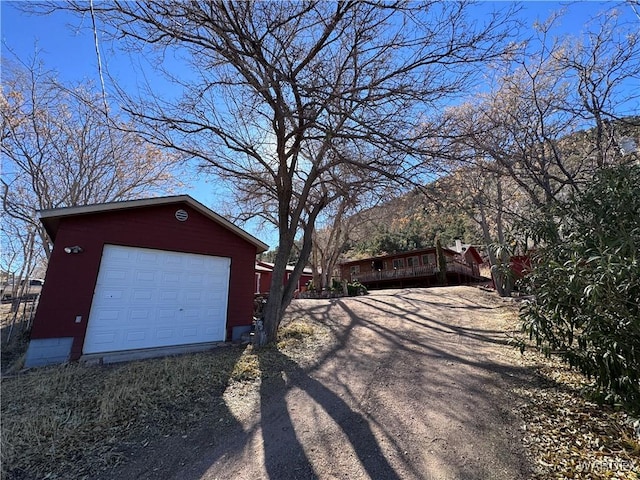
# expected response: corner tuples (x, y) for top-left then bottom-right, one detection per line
(352, 261), (474, 283)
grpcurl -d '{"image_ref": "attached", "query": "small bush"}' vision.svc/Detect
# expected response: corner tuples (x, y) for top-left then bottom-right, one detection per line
(521, 165), (640, 411)
(347, 281), (368, 296)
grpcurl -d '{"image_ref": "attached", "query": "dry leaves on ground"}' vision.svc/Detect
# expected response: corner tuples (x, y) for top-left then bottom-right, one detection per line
(500, 300), (640, 480)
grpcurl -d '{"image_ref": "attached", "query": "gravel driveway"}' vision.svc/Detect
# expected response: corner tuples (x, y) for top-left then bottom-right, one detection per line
(113, 287), (533, 479)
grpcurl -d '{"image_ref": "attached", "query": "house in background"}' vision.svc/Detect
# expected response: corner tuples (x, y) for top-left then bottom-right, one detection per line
(25, 195), (268, 368)
(255, 260), (313, 295)
(449, 239), (484, 266)
(340, 244), (483, 290)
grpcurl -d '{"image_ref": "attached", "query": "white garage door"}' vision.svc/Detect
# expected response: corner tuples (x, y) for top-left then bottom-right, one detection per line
(83, 245), (230, 354)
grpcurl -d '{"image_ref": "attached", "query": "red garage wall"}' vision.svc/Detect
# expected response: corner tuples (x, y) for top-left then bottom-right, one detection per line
(32, 202), (257, 360)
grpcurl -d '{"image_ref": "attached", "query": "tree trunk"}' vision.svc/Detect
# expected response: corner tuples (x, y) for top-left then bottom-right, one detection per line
(478, 207), (497, 265)
(260, 200), (325, 345)
(311, 241), (321, 293)
(261, 247), (291, 345)
(436, 238), (448, 286)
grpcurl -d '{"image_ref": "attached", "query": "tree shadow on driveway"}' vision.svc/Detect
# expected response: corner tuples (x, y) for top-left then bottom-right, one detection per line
(357, 291), (518, 349)
(100, 288), (537, 480)
(281, 290), (535, 480)
(258, 346), (402, 480)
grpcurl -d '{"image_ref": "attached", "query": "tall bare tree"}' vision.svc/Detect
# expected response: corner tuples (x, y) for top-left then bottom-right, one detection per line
(1, 58), (179, 271)
(311, 187), (380, 291)
(432, 7), (639, 256)
(0, 214), (39, 299)
(46, 1), (516, 342)
(558, 9), (640, 168)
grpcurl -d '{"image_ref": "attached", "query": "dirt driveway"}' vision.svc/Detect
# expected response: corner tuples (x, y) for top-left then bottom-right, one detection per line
(107, 286), (532, 480)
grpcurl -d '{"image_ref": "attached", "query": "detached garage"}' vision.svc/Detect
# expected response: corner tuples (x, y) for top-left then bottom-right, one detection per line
(25, 195), (268, 368)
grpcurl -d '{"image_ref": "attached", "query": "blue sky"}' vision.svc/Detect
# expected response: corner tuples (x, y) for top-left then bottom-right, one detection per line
(3, 2), (634, 83)
(1, 1), (638, 248)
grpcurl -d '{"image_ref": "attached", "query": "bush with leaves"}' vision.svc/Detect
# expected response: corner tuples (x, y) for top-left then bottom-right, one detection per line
(347, 281), (368, 297)
(521, 164), (640, 411)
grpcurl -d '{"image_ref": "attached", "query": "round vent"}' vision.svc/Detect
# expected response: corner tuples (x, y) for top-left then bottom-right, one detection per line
(175, 209), (189, 222)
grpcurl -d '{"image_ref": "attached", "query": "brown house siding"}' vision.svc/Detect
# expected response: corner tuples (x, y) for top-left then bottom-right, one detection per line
(340, 247), (481, 289)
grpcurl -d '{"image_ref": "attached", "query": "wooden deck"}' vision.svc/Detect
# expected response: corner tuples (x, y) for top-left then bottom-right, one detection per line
(352, 261), (481, 289)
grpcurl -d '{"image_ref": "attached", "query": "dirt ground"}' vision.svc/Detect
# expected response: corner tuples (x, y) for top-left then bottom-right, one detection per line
(100, 286), (534, 480)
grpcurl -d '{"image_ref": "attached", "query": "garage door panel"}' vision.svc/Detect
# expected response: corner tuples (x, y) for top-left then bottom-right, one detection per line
(164, 255), (184, 266)
(186, 255), (210, 267)
(135, 270), (157, 283)
(156, 328), (174, 339)
(91, 308), (122, 323)
(184, 290), (209, 302)
(103, 268), (129, 282)
(182, 327), (198, 337)
(185, 273), (206, 286)
(137, 250), (160, 263)
(204, 325), (224, 337)
(91, 331), (118, 346)
(104, 247), (132, 262)
(83, 245), (230, 355)
(159, 272), (182, 285)
(94, 287), (127, 302)
(211, 289), (226, 300)
(182, 307), (201, 319)
(159, 290), (180, 302)
(132, 289), (155, 301)
(126, 330), (146, 342)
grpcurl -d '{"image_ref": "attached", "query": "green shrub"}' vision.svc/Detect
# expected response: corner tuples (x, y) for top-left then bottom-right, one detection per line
(520, 165), (640, 411)
(347, 281), (368, 296)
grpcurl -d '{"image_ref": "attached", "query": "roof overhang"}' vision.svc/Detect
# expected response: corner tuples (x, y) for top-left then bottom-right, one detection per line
(38, 195), (269, 253)
(340, 247), (458, 266)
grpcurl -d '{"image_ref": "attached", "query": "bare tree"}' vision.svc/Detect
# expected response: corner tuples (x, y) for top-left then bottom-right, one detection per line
(424, 162), (507, 264)
(557, 9), (640, 167)
(311, 190), (374, 291)
(435, 7), (639, 241)
(45, 1), (516, 342)
(1, 57), (180, 266)
(630, 0), (640, 21)
(0, 214), (39, 298)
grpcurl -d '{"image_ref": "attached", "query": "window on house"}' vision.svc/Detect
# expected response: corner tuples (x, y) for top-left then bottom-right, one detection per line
(392, 258), (405, 269)
(372, 260), (384, 270)
(350, 265), (360, 275)
(422, 253), (436, 265)
(407, 256), (419, 267)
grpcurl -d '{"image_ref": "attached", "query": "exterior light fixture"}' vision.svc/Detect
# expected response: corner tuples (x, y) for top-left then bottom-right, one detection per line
(64, 246), (83, 254)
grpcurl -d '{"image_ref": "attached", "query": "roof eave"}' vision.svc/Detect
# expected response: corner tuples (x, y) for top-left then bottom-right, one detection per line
(38, 195), (269, 253)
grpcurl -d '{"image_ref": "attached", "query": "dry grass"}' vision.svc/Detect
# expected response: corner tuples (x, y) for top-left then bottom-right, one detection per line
(1, 303), (32, 375)
(1, 315), (329, 480)
(2, 347), (243, 479)
(4, 294), (637, 480)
